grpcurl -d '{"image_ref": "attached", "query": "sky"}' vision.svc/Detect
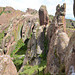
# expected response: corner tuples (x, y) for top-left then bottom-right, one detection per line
(0, 0), (75, 20)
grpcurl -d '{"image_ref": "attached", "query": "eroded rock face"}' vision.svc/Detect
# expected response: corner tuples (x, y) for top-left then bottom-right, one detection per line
(0, 55), (18, 75)
(19, 25), (45, 73)
(39, 5), (49, 25)
(0, 7), (39, 55)
(46, 19), (69, 74)
(65, 32), (75, 75)
(45, 4), (69, 73)
(23, 25), (45, 65)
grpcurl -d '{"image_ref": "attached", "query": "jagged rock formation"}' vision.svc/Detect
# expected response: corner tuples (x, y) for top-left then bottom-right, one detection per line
(0, 2), (75, 75)
(0, 55), (18, 75)
(19, 25), (46, 73)
(39, 5), (49, 25)
(55, 3), (66, 32)
(45, 3), (70, 74)
(0, 7), (39, 55)
(45, 16), (69, 74)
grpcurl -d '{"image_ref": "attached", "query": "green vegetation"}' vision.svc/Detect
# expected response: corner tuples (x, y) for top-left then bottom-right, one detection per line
(11, 39), (28, 71)
(19, 60), (46, 75)
(66, 19), (75, 28)
(10, 39), (25, 56)
(0, 7), (11, 16)
(0, 7), (5, 15)
(0, 31), (4, 46)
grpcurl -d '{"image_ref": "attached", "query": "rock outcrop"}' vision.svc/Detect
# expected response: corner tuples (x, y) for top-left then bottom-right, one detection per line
(0, 55), (18, 75)
(46, 16), (69, 74)
(45, 3), (69, 74)
(39, 5), (49, 25)
(0, 7), (39, 55)
(19, 25), (46, 73)
(65, 32), (75, 75)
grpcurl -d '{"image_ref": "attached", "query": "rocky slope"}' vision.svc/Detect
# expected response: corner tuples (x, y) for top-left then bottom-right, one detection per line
(0, 2), (75, 75)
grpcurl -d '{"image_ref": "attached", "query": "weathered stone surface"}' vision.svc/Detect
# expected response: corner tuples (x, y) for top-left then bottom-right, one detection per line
(46, 4), (69, 74)
(0, 55), (18, 75)
(23, 25), (45, 65)
(1, 9), (39, 54)
(65, 31), (75, 75)
(19, 25), (45, 72)
(46, 30), (69, 74)
(39, 5), (49, 25)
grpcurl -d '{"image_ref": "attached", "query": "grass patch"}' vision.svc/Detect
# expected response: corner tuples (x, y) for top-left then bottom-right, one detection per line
(10, 39), (28, 71)
(10, 39), (25, 56)
(19, 60), (46, 75)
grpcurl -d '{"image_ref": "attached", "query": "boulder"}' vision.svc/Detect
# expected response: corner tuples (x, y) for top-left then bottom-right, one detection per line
(0, 55), (18, 75)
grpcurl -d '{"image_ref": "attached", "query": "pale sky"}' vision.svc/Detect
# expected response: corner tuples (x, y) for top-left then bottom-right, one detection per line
(0, 0), (74, 20)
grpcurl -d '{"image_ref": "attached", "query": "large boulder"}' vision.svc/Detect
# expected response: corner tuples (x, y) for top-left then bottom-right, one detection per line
(39, 5), (49, 25)
(0, 55), (18, 75)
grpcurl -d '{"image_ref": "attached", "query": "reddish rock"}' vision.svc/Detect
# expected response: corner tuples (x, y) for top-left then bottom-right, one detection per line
(39, 5), (49, 25)
(0, 55), (18, 75)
